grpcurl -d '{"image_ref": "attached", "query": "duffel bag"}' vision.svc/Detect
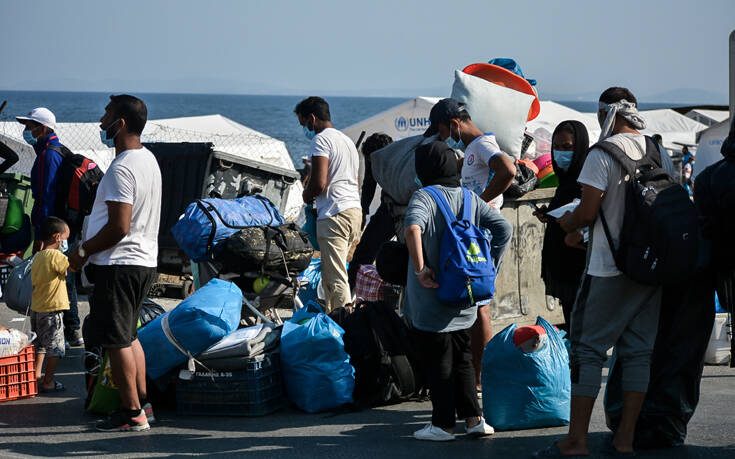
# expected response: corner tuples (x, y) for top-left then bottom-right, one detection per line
(171, 196), (285, 262)
(220, 223), (313, 275)
(370, 134), (434, 205)
(3, 256), (34, 315)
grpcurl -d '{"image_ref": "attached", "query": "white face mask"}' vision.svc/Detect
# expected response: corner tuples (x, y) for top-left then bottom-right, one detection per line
(58, 238), (69, 253)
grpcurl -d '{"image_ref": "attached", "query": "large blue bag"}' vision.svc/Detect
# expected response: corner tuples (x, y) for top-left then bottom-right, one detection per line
(482, 316), (570, 430)
(139, 279), (243, 379)
(281, 302), (355, 413)
(172, 196), (285, 262)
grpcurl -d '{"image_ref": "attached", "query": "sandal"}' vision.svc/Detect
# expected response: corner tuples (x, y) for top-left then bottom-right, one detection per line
(39, 380), (66, 393)
(532, 442), (588, 458)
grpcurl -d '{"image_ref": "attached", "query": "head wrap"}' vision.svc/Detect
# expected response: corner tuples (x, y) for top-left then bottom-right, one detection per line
(415, 140), (461, 188)
(551, 120), (590, 190)
(598, 99), (646, 141)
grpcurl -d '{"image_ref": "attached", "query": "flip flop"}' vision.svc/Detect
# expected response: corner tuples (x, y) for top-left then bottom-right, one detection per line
(40, 380), (66, 393)
(600, 438), (636, 457)
(532, 443), (588, 458)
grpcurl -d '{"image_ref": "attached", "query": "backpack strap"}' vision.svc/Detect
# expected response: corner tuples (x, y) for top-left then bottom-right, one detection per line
(423, 186), (457, 227)
(45, 144), (69, 159)
(460, 188), (472, 223)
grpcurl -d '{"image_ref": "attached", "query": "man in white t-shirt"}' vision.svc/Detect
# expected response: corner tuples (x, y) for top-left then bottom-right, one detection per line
(541, 88), (668, 458)
(295, 97), (361, 312)
(423, 98), (516, 391)
(69, 95), (161, 433)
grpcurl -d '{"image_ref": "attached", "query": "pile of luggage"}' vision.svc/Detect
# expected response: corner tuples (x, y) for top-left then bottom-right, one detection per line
(172, 195), (314, 320)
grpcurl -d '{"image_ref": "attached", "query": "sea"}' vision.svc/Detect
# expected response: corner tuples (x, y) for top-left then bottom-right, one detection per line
(0, 90), (676, 167)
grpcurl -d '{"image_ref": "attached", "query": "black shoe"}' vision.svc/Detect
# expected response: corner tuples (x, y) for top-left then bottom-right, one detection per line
(68, 330), (84, 347)
(95, 409), (150, 432)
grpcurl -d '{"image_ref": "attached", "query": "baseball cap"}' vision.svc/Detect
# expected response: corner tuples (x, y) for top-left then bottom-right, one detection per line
(16, 107), (57, 131)
(424, 98), (466, 137)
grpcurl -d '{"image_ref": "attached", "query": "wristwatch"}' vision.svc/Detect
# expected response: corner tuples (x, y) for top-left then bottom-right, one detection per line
(77, 244), (87, 258)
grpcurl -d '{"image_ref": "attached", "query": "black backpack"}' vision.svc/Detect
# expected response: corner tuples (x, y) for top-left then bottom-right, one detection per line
(338, 301), (421, 406)
(596, 136), (698, 285)
(48, 144), (104, 233)
(219, 223), (314, 276)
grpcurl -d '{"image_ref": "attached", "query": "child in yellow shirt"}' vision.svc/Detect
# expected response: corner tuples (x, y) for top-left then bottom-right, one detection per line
(31, 217), (70, 393)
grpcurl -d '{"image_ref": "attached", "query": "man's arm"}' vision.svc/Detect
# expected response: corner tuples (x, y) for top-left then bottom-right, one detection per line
(558, 184), (604, 233)
(479, 154), (516, 203)
(69, 201), (131, 270)
(361, 158), (377, 217)
(302, 156), (328, 204)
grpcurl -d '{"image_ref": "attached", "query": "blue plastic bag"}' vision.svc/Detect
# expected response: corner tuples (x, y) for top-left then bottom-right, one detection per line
(172, 195), (285, 262)
(281, 301), (355, 413)
(139, 279), (243, 379)
(297, 259), (322, 305)
(482, 316), (570, 430)
(301, 204), (320, 251)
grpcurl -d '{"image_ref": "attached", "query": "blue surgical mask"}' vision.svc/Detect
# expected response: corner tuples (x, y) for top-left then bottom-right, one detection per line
(303, 125), (316, 140)
(445, 136), (464, 151)
(100, 119), (121, 148)
(22, 130), (36, 146)
(414, 175), (423, 187)
(553, 149), (574, 170)
(59, 239), (69, 253)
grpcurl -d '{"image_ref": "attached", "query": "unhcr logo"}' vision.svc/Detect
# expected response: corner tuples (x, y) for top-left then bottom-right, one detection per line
(394, 116), (431, 132)
(465, 242), (487, 263)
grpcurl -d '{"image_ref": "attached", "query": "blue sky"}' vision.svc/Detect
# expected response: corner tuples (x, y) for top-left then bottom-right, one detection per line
(1, 0), (733, 102)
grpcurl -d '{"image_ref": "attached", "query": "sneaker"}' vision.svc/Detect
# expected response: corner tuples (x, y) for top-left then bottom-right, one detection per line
(466, 417), (494, 437)
(69, 330), (84, 347)
(95, 409), (150, 432)
(142, 402), (155, 423)
(413, 423), (455, 442)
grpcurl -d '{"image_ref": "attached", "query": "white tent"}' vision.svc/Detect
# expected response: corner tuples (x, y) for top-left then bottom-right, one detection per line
(526, 101), (600, 149)
(693, 118), (731, 180)
(685, 109), (730, 127)
(0, 114), (303, 219)
(342, 96), (440, 144)
(636, 109), (708, 151)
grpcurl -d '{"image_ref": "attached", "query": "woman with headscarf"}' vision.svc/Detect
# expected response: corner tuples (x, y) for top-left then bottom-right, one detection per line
(404, 140), (496, 441)
(533, 120), (590, 330)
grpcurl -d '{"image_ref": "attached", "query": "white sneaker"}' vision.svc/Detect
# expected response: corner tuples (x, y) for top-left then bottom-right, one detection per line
(413, 423), (455, 441)
(466, 417), (494, 436)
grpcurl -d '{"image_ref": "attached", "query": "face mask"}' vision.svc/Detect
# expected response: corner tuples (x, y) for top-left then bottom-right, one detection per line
(445, 125), (465, 151)
(303, 124), (316, 140)
(414, 175), (423, 187)
(59, 238), (69, 253)
(553, 149), (574, 170)
(100, 119), (121, 148)
(22, 130), (36, 146)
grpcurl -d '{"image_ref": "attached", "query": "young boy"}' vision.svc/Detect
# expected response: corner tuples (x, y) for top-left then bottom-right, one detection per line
(31, 216), (70, 393)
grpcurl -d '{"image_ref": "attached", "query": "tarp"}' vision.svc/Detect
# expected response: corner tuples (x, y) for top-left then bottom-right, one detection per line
(693, 118), (731, 180)
(342, 97), (440, 144)
(637, 109), (708, 151)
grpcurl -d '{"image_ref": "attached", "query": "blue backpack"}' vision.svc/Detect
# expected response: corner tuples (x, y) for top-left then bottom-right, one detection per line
(423, 186), (496, 306)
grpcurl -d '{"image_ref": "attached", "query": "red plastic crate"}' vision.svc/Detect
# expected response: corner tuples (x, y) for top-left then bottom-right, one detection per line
(0, 345), (38, 402)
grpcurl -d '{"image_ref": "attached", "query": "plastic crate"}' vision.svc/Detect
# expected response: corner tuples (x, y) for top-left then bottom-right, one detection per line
(176, 352), (285, 417)
(0, 345), (37, 402)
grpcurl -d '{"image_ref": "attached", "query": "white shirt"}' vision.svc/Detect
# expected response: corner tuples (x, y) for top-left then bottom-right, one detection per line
(461, 134), (505, 209)
(577, 133), (675, 277)
(85, 147), (162, 267)
(308, 127), (361, 220)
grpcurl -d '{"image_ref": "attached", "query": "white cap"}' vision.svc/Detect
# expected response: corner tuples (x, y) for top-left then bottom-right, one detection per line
(16, 107), (57, 131)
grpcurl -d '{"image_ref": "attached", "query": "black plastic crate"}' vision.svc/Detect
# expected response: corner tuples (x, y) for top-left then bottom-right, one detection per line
(176, 352), (285, 417)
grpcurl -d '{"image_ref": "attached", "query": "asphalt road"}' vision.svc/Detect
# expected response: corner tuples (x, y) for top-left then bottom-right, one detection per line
(1, 298), (734, 458)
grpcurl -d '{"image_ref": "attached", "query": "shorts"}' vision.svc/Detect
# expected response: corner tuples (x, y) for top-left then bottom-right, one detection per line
(87, 264), (157, 349)
(31, 311), (66, 357)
